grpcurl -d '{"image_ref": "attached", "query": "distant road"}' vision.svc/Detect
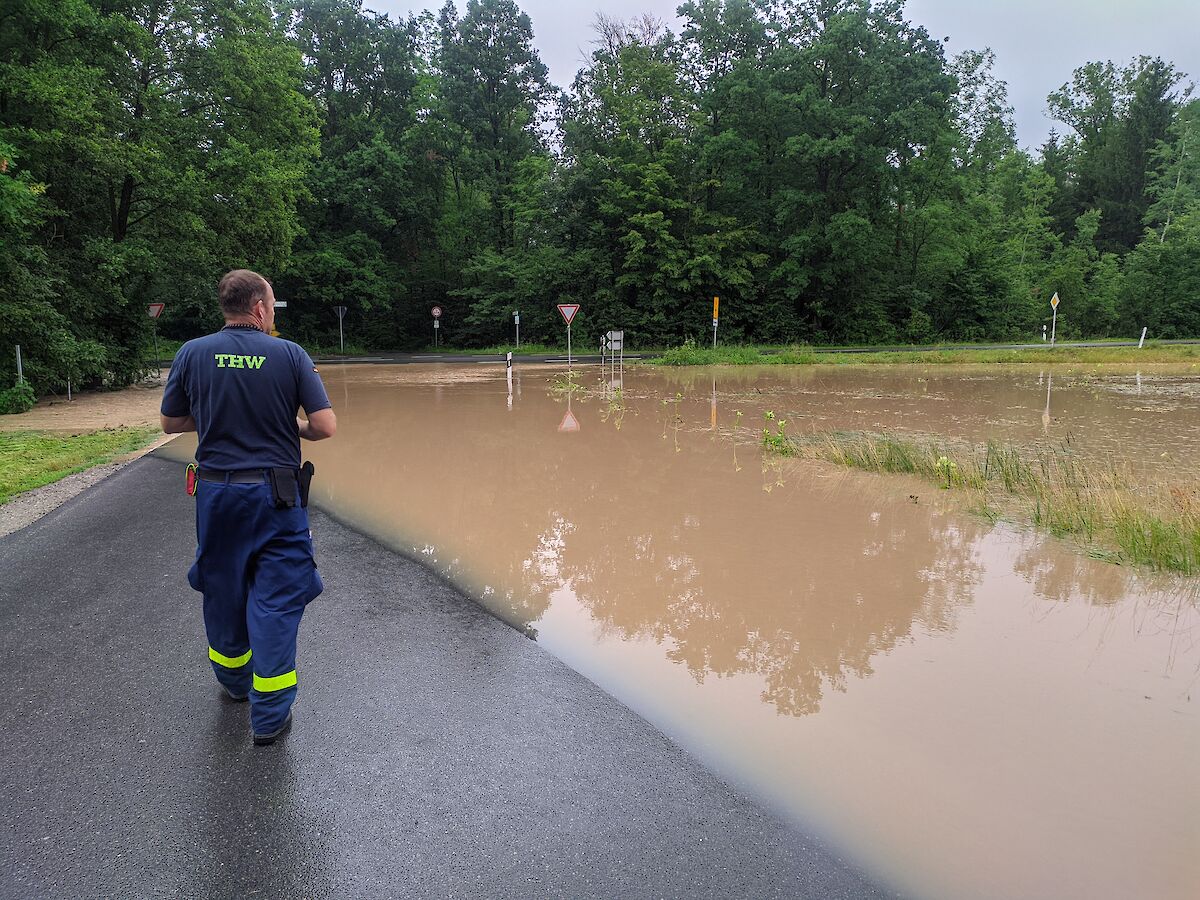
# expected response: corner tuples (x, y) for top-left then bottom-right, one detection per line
(314, 352), (628, 366)
(814, 338), (1200, 354)
(314, 339), (1200, 366)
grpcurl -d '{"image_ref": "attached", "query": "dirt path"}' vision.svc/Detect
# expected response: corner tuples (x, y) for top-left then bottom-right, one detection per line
(0, 373), (177, 536)
(0, 370), (169, 433)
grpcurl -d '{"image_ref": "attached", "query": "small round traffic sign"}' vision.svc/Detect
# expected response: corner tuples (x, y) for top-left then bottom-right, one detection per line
(431, 306), (442, 318)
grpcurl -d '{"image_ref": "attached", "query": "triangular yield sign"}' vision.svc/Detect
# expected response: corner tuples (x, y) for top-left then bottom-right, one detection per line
(557, 303), (580, 325)
(558, 408), (580, 432)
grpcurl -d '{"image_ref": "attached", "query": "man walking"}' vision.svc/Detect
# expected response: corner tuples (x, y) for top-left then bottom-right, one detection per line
(161, 269), (336, 745)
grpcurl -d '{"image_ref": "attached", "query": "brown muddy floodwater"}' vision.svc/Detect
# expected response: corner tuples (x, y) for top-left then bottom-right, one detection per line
(165, 363), (1200, 900)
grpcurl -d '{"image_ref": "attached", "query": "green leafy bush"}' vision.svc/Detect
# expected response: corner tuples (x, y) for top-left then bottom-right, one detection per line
(0, 381), (37, 415)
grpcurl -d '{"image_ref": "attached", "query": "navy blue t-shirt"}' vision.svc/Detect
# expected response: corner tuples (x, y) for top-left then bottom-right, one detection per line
(161, 327), (331, 470)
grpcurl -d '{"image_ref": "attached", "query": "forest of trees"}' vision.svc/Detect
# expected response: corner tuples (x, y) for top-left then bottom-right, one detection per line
(2, 0), (1199, 391)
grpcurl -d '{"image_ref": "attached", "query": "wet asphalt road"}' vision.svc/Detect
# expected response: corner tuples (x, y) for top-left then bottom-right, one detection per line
(0, 455), (895, 899)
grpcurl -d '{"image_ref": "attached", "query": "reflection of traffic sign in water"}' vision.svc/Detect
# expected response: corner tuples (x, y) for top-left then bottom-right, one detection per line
(558, 408), (580, 433)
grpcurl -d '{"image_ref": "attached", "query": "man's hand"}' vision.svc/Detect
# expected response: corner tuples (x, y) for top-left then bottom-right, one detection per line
(161, 414), (196, 434)
(297, 408), (337, 441)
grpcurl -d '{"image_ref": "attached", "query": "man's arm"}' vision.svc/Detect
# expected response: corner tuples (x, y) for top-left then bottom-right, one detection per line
(297, 408), (336, 441)
(161, 414), (197, 434)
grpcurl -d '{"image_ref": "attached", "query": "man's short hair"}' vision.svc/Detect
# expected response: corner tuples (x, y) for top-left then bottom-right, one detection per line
(218, 269), (270, 316)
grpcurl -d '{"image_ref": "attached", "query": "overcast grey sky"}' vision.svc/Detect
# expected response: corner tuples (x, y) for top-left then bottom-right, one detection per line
(368, 0), (1199, 150)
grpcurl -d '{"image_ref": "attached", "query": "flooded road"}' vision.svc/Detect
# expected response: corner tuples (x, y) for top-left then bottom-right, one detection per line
(165, 363), (1200, 899)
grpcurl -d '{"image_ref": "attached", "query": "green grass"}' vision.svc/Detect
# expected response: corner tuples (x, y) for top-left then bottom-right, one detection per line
(648, 342), (1200, 367)
(653, 343), (819, 365)
(786, 430), (1200, 575)
(437, 343), (564, 355)
(0, 427), (160, 504)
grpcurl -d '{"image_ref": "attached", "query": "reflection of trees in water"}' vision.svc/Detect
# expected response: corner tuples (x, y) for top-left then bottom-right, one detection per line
(1008, 529), (1134, 607)
(506, 451), (985, 717)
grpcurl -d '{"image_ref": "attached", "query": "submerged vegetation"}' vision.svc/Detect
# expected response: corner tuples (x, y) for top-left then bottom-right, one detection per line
(778, 429), (1200, 576)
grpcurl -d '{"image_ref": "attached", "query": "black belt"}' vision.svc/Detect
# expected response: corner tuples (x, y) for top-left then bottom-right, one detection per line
(196, 468), (271, 484)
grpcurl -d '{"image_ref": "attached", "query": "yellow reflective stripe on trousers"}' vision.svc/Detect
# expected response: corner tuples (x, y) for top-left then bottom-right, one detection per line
(209, 646), (252, 669)
(253, 670), (297, 692)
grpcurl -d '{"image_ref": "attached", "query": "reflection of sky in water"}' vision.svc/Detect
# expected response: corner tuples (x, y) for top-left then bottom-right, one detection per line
(159, 362), (1200, 900)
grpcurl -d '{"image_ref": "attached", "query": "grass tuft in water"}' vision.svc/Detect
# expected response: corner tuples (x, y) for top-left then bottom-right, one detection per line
(786, 431), (1200, 575)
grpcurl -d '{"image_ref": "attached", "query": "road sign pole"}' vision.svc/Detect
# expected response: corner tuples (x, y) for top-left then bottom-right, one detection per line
(339, 317), (344, 354)
(152, 321), (160, 378)
(712, 295), (719, 348)
(16, 344), (23, 384)
(556, 304), (580, 372)
(1139, 326), (1148, 349)
(1051, 307), (1057, 345)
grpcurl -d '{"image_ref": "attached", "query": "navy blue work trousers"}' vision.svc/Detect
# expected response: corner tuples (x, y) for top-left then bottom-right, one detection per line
(188, 477), (323, 734)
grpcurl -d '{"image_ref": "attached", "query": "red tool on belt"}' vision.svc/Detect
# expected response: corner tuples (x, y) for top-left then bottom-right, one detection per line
(186, 463), (198, 497)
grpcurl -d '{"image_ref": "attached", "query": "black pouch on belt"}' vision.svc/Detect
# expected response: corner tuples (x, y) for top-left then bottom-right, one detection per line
(268, 467), (299, 509)
(298, 461), (315, 509)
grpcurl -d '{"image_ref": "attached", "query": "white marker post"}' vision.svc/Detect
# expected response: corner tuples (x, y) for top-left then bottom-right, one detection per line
(1049, 292), (1059, 345)
(557, 303), (580, 373)
(1139, 326), (1148, 349)
(334, 305), (348, 353)
(506, 351), (513, 408)
(15, 344), (22, 384)
(712, 295), (719, 348)
(431, 306), (442, 349)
